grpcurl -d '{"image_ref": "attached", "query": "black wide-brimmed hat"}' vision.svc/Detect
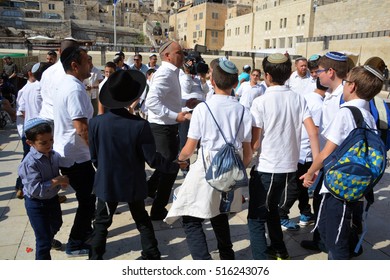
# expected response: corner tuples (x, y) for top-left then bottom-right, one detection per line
(99, 70), (146, 109)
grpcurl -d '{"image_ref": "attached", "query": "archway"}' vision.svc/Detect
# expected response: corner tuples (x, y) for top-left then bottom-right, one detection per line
(364, 56), (386, 72)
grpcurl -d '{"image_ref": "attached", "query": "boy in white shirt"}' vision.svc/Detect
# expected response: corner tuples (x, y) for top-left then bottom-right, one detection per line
(300, 51), (349, 252)
(165, 60), (252, 260)
(278, 78), (327, 231)
(249, 53), (319, 260)
(302, 65), (384, 260)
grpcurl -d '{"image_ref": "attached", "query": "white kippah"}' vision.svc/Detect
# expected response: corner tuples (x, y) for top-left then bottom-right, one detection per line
(363, 65), (384, 81)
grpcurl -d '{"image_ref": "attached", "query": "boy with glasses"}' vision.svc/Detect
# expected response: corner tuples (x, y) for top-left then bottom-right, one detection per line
(301, 65), (384, 259)
(300, 51), (348, 252)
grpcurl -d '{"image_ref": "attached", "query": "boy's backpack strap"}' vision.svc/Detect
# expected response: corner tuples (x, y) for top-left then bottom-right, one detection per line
(344, 106), (364, 128)
(203, 102), (245, 144)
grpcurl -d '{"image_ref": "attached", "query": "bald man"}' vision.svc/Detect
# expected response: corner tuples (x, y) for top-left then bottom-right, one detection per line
(145, 41), (189, 220)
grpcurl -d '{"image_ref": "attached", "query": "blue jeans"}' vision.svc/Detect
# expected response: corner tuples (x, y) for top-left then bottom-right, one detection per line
(247, 170), (291, 259)
(25, 196), (62, 260)
(60, 161), (95, 250)
(182, 214), (234, 260)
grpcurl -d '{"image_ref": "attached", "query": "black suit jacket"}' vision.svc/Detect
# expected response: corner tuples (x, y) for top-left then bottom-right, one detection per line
(89, 108), (178, 202)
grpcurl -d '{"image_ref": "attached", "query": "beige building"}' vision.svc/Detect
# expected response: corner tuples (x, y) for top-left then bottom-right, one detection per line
(224, 0), (390, 67)
(169, 1), (227, 50)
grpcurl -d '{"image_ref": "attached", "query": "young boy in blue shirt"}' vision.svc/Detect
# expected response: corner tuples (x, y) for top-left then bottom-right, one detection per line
(18, 118), (69, 259)
(302, 65), (384, 259)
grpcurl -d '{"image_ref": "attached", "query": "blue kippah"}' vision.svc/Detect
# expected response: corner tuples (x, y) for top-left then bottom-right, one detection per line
(308, 54), (320, 61)
(24, 118), (49, 132)
(324, 51), (347, 62)
(219, 60), (238, 74)
(31, 62), (40, 74)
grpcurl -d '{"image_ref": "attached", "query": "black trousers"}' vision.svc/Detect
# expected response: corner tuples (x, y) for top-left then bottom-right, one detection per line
(60, 161), (95, 247)
(148, 123), (179, 216)
(182, 214), (234, 260)
(89, 198), (160, 260)
(279, 162), (312, 219)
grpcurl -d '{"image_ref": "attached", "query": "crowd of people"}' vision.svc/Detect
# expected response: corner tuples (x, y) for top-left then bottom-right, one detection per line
(3, 38), (387, 260)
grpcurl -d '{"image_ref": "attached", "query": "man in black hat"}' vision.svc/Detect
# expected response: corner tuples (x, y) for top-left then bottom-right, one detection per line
(88, 70), (181, 260)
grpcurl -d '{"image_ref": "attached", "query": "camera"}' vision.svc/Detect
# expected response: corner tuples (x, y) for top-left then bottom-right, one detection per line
(184, 51), (209, 75)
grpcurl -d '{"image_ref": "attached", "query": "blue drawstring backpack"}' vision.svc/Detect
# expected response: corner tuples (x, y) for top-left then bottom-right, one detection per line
(201, 102), (248, 193)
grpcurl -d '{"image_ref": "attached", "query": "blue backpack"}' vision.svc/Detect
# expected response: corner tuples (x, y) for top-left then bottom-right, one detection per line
(323, 106), (387, 202)
(201, 102), (248, 193)
(341, 95), (390, 150)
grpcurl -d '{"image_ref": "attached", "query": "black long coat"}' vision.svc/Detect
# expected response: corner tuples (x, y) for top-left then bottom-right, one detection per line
(88, 108), (178, 202)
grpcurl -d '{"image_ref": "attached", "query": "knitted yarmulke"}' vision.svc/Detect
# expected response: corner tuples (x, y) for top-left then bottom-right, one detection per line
(31, 62), (40, 74)
(364, 65), (384, 81)
(24, 118), (49, 133)
(324, 51), (347, 62)
(268, 53), (288, 64)
(219, 60), (238, 74)
(243, 64), (251, 70)
(308, 54), (320, 61)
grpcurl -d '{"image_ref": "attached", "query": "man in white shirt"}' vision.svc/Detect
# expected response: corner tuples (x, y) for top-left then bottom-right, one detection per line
(39, 39), (79, 126)
(147, 54), (159, 70)
(84, 55), (103, 116)
(285, 57), (311, 96)
(237, 69), (265, 109)
(145, 40), (190, 220)
(130, 54), (149, 75)
(53, 46), (95, 256)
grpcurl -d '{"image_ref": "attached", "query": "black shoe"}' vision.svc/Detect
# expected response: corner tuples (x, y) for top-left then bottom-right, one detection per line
(266, 246), (290, 260)
(300, 240), (321, 252)
(141, 251), (161, 260)
(51, 239), (62, 250)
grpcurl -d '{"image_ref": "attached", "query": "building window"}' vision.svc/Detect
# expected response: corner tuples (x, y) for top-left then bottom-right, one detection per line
(194, 14), (197, 20)
(265, 21), (268, 30)
(280, 18), (283, 28)
(302, 14), (305, 25)
(269, 21), (271, 30)
(199, 12), (203, 19)
(198, 30), (202, 37)
(184, 22), (187, 27)
(212, 31), (218, 38)
(227, 29), (231, 37)
(49, 3), (55, 10)
(245, 25), (250, 34)
(212, 12), (218, 19)
(193, 32), (197, 38)
(297, 15), (300, 26)
(284, 18), (287, 28)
